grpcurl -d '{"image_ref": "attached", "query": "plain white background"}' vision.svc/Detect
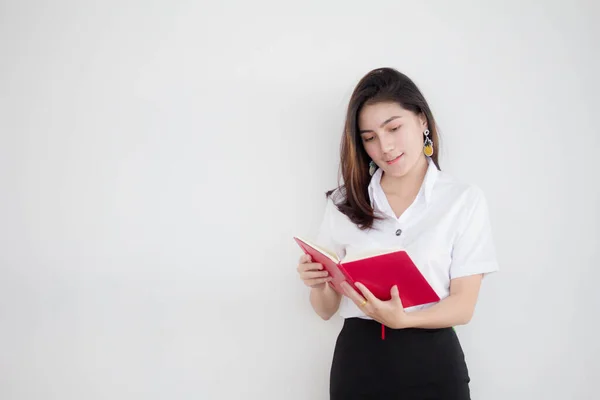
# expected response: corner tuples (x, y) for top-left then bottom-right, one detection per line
(1, 0), (598, 399)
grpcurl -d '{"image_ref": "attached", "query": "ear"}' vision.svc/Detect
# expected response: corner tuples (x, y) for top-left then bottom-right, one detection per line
(418, 112), (428, 130)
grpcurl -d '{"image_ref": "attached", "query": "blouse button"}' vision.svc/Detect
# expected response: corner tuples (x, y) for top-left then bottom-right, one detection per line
(395, 229), (402, 236)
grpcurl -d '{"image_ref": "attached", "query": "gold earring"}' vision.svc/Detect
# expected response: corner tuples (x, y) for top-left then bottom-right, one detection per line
(423, 129), (433, 156)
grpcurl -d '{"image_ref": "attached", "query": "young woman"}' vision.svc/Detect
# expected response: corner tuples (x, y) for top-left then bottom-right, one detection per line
(296, 67), (499, 399)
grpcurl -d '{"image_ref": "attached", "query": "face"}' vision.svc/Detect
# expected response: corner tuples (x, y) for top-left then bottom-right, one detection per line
(358, 101), (428, 178)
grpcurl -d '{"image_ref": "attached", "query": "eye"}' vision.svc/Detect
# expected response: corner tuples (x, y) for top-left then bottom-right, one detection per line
(363, 136), (374, 142)
(390, 125), (401, 132)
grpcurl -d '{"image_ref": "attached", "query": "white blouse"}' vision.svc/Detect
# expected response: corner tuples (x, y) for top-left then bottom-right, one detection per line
(315, 157), (499, 319)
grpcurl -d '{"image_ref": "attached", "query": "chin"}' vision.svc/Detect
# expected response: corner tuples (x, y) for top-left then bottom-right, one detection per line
(381, 155), (420, 177)
(382, 165), (410, 178)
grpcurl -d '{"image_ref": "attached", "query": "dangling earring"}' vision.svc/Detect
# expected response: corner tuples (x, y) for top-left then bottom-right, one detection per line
(369, 160), (377, 176)
(423, 129), (434, 157)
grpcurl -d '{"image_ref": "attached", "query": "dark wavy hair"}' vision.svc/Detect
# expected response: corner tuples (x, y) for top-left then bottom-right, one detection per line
(327, 67), (441, 230)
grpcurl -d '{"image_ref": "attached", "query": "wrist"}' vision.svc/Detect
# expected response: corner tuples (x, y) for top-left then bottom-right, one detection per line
(405, 313), (417, 328)
(310, 282), (332, 300)
(395, 312), (416, 329)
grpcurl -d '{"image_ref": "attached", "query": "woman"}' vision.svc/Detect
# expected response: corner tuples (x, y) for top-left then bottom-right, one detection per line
(296, 67), (499, 399)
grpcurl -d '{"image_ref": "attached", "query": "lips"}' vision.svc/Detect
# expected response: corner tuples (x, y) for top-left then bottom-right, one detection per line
(386, 154), (403, 165)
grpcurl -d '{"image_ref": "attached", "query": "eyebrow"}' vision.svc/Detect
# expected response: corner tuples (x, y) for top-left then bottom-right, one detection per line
(359, 116), (402, 134)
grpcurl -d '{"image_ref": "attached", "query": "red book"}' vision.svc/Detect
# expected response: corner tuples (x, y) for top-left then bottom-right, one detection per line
(294, 236), (440, 308)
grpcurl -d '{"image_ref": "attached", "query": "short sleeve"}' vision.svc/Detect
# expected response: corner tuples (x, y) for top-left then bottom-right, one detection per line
(314, 195), (346, 260)
(450, 186), (499, 279)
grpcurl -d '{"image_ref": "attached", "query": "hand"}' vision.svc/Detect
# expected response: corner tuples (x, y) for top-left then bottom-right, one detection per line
(296, 254), (332, 289)
(340, 281), (412, 329)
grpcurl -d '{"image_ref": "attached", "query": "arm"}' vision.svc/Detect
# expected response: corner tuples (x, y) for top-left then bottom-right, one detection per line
(310, 283), (342, 320)
(342, 187), (497, 329)
(405, 187), (497, 329)
(343, 274), (483, 330)
(404, 274), (483, 329)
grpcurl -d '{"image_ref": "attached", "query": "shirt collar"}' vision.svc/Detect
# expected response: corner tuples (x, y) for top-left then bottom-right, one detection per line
(368, 156), (439, 211)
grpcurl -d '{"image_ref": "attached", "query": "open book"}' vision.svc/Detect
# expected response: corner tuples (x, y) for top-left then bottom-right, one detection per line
(294, 236), (440, 308)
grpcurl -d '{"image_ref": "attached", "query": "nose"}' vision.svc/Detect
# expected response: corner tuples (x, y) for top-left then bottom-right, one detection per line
(379, 133), (395, 154)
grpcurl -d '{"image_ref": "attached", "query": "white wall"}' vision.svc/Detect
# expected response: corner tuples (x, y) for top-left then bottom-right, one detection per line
(1, 1), (598, 399)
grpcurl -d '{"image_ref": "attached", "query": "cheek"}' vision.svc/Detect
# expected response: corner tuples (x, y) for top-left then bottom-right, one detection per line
(403, 130), (423, 152)
(363, 143), (379, 159)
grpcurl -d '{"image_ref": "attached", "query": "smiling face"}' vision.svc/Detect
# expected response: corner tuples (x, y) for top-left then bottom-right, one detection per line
(358, 101), (428, 178)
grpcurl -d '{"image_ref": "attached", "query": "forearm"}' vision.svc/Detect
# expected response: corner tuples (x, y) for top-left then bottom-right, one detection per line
(404, 293), (474, 329)
(310, 284), (341, 320)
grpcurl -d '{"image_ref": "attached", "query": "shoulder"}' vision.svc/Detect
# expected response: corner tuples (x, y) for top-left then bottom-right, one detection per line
(432, 170), (490, 213)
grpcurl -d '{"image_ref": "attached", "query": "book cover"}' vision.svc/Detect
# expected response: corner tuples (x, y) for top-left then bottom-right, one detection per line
(294, 236), (440, 308)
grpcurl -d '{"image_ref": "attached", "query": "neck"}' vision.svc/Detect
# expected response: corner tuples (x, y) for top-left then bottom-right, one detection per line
(380, 156), (429, 197)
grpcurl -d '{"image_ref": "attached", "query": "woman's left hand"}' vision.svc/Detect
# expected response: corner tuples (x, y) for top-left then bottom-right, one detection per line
(340, 281), (412, 329)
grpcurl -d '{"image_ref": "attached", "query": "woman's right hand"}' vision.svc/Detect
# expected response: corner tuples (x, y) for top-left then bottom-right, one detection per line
(296, 254), (332, 289)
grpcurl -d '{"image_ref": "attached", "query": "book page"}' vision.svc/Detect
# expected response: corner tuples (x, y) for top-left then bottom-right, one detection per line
(294, 236), (340, 264)
(342, 247), (405, 263)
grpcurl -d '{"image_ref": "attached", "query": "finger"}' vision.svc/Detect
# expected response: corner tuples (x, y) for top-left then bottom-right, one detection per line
(355, 282), (384, 315)
(301, 262), (323, 272)
(355, 282), (378, 304)
(299, 254), (312, 264)
(305, 277), (332, 287)
(300, 270), (329, 280)
(391, 285), (403, 307)
(340, 282), (367, 307)
(297, 262), (322, 273)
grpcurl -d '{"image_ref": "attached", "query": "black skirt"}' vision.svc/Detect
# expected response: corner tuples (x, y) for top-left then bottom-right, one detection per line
(330, 318), (471, 399)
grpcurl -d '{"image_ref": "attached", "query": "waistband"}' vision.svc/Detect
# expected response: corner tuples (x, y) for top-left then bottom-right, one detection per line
(342, 317), (455, 340)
